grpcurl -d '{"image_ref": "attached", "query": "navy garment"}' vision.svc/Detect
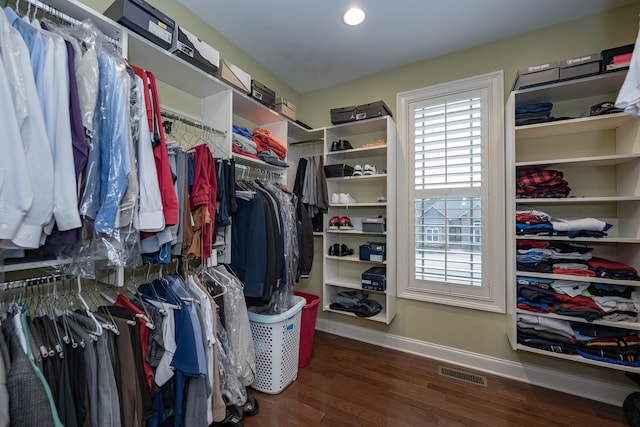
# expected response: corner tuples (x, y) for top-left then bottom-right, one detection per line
(215, 159), (231, 227)
(139, 276), (204, 427)
(230, 195), (267, 298)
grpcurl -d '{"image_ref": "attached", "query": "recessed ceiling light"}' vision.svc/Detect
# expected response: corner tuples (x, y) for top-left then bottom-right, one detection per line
(343, 7), (365, 26)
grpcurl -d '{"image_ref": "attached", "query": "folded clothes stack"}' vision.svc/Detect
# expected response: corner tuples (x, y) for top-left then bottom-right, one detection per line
(329, 291), (382, 317)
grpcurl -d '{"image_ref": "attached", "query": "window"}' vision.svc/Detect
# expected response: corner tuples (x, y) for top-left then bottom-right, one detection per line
(396, 71), (505, 312)
(425, 227), (440, 242)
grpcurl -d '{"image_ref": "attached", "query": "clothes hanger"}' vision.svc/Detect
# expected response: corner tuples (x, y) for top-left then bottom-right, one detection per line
(76, 276), (103, 338)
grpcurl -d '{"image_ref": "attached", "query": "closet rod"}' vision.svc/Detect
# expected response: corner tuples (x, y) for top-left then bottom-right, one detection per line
(235, 163), (282, 181)
(2, 272), (72, 291)
(161, 110), (227, 137)
(20, 0), (121, 48)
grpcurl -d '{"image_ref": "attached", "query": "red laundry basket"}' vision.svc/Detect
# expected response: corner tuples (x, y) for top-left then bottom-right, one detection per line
(294, 291), (320, 368)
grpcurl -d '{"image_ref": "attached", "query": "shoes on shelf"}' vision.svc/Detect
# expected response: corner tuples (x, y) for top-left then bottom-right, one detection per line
(328, 216), (341, 230)
(363, 164), (377, 175)
(377, 196), (387, 203)
(330, 193), (357, 205)
(330, 139), (353, 151)
(340, 244), (354, 256)
(352, 164), (363, 176)
(338, 193), (357, 204)
(328, 243), (355, 256)
(339, 216), (354, 230)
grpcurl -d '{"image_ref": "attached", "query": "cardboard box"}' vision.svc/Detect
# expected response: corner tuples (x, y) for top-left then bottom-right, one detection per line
(359, 242), (386, 262)
(215, 59), (251, 94)
(512, 61), (560, 90)
(559, 53), (601, 81)
(170, 26), (219, 75)
(275, 97), (296, 120)
(602, 44), (634, 73)
(362, 217), (386, 233)
(105, 0), (175, 50)
(323, 164), (354, 178)
(251, 80), (276, 108)
(361, 266), (386, 292)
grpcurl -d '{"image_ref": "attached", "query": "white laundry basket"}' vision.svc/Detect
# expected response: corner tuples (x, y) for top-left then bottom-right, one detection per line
(248, 295), (306, 394)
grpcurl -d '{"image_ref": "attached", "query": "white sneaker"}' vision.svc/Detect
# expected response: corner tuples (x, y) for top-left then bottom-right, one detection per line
(338, 193), (357, 204)
(363, 164), (377, 175)
(330, 193), (340, 204)
(352, 165), (363, 176)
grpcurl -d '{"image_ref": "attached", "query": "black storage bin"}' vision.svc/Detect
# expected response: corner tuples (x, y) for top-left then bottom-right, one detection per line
(251, 80), (276, 108)
(324, 164), (354, 178)
(601, 44), (634, 73)
(330, 106), (357, 125)
(356, 100), (392, 121)
(171, 26), (219, 75)
(105, 0), (175, 50)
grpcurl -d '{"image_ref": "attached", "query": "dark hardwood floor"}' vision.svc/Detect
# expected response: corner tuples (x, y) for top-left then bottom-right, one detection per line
(244, 331), (628, 427)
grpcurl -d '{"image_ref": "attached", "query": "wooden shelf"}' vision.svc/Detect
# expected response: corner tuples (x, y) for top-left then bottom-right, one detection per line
(515, 153), (640, 168)
(515, 344), (640, 373)
(515, 271), (640, 287)
(515, 113), (632, 139)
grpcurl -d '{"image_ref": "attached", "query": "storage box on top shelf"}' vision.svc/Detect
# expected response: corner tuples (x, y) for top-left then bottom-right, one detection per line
(356, 100), (392, 121)
(330, 105), (357, 125)
(330, 100), (392, 125)
(601, 44), (634, 73)
(512, 60), (559, 90)
(559, 53), (601, 81)
(170, 26), (219, 75)
(275, 97), (296, 120)
(105, 0), (175, 50)
(215, 59), (251, 94)
(251, 80), (276, 108)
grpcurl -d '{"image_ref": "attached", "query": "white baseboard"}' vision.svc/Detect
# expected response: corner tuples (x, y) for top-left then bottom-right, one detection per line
(316, 317), (636, 406)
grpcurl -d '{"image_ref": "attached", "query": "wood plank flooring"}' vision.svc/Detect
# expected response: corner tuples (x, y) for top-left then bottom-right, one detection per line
(244, 331), (628, 427)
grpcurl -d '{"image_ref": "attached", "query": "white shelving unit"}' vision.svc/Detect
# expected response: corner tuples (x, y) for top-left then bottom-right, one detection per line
(505, 70), (640, 372)
(322, 116), (397, 324)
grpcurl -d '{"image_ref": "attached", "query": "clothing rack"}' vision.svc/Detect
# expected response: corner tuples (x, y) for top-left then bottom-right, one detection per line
(235, 162), (283, 182)
(15, 0), (121, 48)
(2, 272), (73, 291)
(160, 110), (226, 138)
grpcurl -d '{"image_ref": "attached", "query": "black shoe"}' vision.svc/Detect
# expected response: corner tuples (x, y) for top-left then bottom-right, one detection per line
(331, 141), (339, 152)
(329, 243), (340, 256)
(337, 139), (353, 150)
(238, 394), (259, 417)
(340, 244), (354, 256)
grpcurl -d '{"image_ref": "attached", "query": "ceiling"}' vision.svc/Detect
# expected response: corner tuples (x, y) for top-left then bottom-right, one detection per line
(177, 0), (637, 94)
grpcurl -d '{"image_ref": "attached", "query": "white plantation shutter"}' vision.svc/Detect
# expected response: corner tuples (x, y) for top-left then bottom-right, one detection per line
(413, 96), (482, 287)
(397, 71), (505, 312)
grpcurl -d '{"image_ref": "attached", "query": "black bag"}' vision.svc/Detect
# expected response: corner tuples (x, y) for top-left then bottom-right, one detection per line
(623, 392), (640, 426)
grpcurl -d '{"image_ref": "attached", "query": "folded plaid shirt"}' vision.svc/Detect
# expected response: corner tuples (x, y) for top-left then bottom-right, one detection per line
(516, 167), (570, 197)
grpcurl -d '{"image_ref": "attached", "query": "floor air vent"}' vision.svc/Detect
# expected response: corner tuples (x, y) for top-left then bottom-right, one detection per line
(438, 366), (487, 386)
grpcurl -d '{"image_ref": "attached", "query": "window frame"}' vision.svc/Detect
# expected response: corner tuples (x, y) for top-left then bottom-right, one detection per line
(396, 71), (505, 313)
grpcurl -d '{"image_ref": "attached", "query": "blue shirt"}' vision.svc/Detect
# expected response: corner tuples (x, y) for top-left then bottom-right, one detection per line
(94, 52), (131, 233)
